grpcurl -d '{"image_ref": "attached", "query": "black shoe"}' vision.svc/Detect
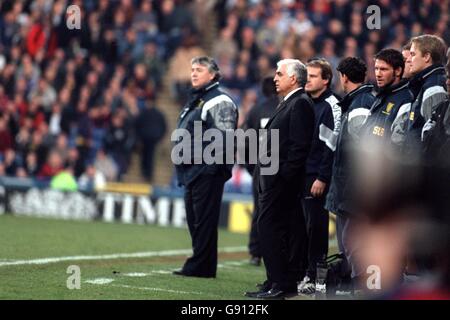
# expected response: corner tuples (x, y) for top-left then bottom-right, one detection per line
(256, 288), (297, 300)
(249, 256), (261, 266)
(244, 290), (265, 298)
(245, 281), (271, 297)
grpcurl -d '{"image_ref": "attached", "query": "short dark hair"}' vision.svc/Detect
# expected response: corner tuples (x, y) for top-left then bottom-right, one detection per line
(306, 57), (333, 88)
(261, 76), (277, 97)
(374, 48), (405, 78)
(336, 57), (367, 84)
(191, 56), (221, 81)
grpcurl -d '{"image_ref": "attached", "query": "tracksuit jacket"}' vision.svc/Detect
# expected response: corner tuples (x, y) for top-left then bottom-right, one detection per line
(306, 88), (342, 183)
(325, 84), (375, 216)
(174, 81), (238, 187)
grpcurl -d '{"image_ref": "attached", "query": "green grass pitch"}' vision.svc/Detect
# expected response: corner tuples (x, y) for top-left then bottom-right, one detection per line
(0, 214), (335, 300)
(0, 214), (268, 300)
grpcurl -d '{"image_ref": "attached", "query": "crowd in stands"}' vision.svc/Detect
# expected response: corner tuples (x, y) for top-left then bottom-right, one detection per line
(1, 0), (449, 192)
(209, 0), (449, 103)
(0, 0), (181, 189)
(208, 0), (450, 193)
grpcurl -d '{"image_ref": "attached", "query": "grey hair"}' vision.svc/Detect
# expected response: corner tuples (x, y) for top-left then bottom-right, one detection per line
(191, 56), (221, 81)
(277, 59), (307, 87)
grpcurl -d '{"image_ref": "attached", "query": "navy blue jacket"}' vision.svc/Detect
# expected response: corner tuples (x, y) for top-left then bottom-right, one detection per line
(306, 89), (341, 183)
(173, 82), (238, 187)
(325, 84), (375, 216)
(362, 79), (414, 147)
(405, 64), (447, 154)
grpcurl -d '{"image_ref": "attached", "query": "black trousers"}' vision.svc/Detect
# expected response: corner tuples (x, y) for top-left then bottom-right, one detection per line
(257, 177), (307, 291)
(301, 175), (329, 280)
(336, 214), (363, 279)
(141, 141), (156, 180)
(181, 173), (225, 277)
(248, 167), (261, 258)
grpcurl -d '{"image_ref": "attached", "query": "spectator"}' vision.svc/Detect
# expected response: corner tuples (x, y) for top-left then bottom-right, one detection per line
(135, 99), (167, 181)
(28, 78), (57, 116)
(94, 149), (118, 182)
(38, 150), (64, 179)
(0, 115), (13, 153)
(78, 164), (107, 192)
(168, 32), (206, 105)
(159, 0), (197, 58)
(24, 151), (39, 177)
(212, 27), (238, 63)
(66, 147), (85, 179)
(137, 41), (164, 88)
(3, 148), (21, 176)
(50, 168), (78, 191)
(103, 111), (135, 180)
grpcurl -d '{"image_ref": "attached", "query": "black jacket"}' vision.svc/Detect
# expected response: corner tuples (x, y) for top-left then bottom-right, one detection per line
(258, 88), (315, 192)
(325, 84), (375, 216)
(135, 106), (167, 143)
(173, 81), (238, 187)
(306, 89), (341, 183)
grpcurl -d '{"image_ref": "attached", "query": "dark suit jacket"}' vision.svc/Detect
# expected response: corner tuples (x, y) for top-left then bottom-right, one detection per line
(259, 88), (315, 192)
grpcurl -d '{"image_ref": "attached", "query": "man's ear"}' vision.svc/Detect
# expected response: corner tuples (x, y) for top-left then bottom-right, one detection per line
(423, 52), (432, 64)
(394, 67), (402, 79)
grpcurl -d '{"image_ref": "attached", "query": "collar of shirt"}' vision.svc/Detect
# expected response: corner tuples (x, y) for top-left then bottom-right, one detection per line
(283, 87), (302, 101)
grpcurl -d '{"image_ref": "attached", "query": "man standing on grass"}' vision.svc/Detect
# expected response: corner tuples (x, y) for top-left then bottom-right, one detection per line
(245, 59), (314, 299)
(172, 56), (238, 278)
(325, 57), (375, 293)
(298, 58), (341, 295)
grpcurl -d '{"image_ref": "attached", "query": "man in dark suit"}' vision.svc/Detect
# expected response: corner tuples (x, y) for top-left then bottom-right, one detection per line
(247, 59), (315, 299)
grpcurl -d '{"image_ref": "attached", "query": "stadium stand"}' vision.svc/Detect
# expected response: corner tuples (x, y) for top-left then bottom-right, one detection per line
(0, 0), (449, 193)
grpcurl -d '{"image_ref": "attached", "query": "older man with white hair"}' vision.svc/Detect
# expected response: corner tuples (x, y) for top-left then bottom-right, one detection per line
(245, 59), (315, 299)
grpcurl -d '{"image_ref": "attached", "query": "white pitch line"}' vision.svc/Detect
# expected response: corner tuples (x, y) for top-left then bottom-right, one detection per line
(0, 246), (247, 267)
(223, 261), (246, 266)
(85, 278), (115, 285)
(122, 270), (171, 277)
(123, 272), (152, 277)
(110, 284), (207, 296)
(151, 270), (172, 274)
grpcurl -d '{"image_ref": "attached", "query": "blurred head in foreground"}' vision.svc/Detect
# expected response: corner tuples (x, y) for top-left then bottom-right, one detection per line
(349, 139), (450, 299)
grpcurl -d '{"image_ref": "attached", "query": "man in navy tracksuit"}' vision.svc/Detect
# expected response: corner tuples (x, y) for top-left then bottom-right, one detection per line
(404, 35), (448, 155)
(361, 49), (414, 149)
(299, 58), (341, 294)
(172, 56), (238, 278)
(325, 57), (375, 291)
